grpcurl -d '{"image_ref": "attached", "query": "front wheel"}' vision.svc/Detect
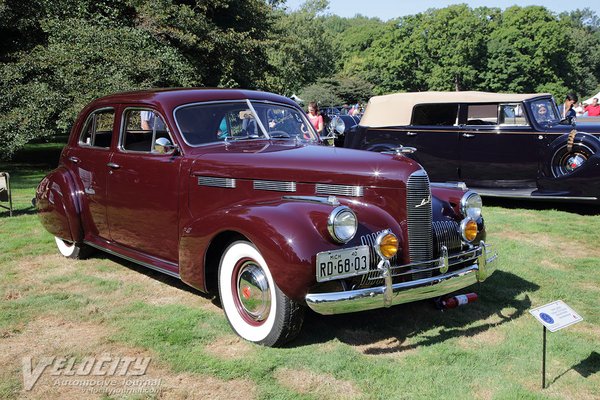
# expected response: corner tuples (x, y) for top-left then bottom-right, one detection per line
(218, 241), (304, 347)
(54, 236), (93, 259)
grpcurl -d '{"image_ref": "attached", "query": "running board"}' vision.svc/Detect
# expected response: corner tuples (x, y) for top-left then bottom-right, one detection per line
(473, 187), (598, 202)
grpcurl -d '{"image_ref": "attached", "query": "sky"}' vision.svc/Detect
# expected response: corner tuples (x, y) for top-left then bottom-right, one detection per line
(283, 0), (597, 20)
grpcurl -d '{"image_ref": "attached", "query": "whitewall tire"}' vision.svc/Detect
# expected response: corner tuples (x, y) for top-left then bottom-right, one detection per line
(218, 241), (304, 346)
(54, 236), (92, 259)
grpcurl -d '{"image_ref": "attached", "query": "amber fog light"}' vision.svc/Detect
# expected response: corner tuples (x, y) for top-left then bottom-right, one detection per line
(460, 218), (478, 242)
(375, 231), (399, 260)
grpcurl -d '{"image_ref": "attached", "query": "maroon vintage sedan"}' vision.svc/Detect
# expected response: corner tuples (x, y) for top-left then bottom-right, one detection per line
(36, 88), (497, 346)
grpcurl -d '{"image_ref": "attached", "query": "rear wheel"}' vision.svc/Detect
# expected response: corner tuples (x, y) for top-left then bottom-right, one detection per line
(54, 237), (92, 259)
(218, 241), (304, 347)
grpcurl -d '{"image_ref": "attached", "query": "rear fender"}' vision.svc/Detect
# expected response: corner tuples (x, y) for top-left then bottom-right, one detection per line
(35, 167), (82, 242)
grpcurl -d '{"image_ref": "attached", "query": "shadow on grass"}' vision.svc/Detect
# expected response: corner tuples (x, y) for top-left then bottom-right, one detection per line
(484, 197), (599, 216)
(551, 351), (600, 385)
(91, 251), (218, 305)
(292, 270), (539, 350)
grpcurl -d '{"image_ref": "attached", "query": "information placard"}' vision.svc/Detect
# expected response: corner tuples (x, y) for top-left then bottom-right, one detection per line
(529, 300), (583, 332)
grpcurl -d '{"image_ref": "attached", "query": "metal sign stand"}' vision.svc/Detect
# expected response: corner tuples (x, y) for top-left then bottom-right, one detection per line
(529, 300), (583, 390)
(542, 326), (546, 389)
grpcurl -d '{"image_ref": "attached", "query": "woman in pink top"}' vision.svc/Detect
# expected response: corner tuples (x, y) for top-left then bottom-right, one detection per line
(307, 102), (324, 136)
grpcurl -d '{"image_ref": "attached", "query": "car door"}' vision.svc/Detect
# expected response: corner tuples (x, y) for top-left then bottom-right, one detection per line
(106, 107), (181, 263)
(409, 103), (461, 181)
(459, 103), (539, 186)
(63, 107), (116, 240)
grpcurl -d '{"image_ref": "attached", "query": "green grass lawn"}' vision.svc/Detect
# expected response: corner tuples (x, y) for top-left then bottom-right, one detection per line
(0, 146), (598, 399)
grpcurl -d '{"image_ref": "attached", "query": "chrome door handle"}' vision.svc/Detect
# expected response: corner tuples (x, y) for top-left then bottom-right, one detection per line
(106, 162), (120, 169)
(407, 132), (418, 136)
(462, 133), (475, 138)
(68, 156), (80, 164)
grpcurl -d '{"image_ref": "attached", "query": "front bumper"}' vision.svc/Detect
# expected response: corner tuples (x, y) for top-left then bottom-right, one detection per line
(305, 242), (498, 315)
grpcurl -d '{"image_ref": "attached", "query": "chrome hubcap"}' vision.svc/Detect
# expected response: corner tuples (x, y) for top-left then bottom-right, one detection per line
(237, 262), (271, 322)
(564, 154), (586, 173)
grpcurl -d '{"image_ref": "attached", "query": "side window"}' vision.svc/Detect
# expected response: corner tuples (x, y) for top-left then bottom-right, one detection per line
(466, 104), (498, 125)
(411, 104), (458, 126)
(121, 109), (169, 152)
(79, 109), (115, 148)
(499, 104), (528, 126)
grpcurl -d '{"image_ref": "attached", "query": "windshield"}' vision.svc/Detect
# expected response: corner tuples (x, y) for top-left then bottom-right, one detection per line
(174, 100), (318, 146)
(530, 99), (561, 125)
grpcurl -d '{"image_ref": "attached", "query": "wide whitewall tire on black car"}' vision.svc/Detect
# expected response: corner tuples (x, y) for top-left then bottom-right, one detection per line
(218, 240), (304, 347)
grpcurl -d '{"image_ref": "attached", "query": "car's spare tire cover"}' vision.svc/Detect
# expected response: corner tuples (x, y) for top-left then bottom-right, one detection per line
(546, 131), (600, 178)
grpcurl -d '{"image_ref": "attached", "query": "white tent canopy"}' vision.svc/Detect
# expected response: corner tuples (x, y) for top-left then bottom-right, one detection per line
(583, 92), (600, 104)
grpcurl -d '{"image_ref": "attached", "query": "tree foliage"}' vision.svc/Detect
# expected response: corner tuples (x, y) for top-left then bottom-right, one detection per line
(2, 1), (600, 159)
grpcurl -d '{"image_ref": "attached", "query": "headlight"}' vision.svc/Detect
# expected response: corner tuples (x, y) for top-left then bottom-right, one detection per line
(375, 231), (398, 260)
(334, 117), (346, 135)
(460, 191), (482, 219)
(327, 206), (357, 243)
(460, 218), (478, 242)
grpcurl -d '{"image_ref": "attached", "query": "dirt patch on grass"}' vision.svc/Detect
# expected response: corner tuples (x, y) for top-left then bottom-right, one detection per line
(540, 259), (571, 271)
(275, 367), (361, 400)
(204, 335), (254, 360)
(1, 314), (258, 400)
(495, 230), (600, 259)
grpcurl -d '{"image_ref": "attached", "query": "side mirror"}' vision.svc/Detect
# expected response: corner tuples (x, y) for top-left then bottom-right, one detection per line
(154, 137), (177, 154)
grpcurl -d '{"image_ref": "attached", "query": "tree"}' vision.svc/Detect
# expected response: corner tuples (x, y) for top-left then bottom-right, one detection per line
(0, 0), (277, 159)
(262, 0), (338, 95)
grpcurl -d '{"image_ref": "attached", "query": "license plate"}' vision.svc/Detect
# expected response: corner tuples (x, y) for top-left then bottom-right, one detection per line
(316, 246), (370, 282)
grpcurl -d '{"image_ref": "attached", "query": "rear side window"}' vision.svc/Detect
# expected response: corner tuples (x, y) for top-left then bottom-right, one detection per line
(121, 109), (170, 152)
(466, 104), (498, 125)
(411, 104), (458, 126)
(499, 103), (529, 126)
(79, 108), (115, 148)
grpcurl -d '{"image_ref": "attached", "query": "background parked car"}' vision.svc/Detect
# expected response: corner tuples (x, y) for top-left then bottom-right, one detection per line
(344, 91), (600, 204)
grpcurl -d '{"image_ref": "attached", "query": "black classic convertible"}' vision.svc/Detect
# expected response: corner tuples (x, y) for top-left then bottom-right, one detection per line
(343, 91), (600, 203)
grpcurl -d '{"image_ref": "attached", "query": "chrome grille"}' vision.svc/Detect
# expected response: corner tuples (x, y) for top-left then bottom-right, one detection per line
(407, 170), (433, 279)
(315, 183), (364, 197)
(197, 176), (236, 188)
(433, 220), (462, 254)
(253, 180), (296, 192)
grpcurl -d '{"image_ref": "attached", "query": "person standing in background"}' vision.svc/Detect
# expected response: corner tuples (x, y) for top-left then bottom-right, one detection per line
(307, 101), (324, 136)
(584, 98), (600, 116)
(563, 93), (578, 120)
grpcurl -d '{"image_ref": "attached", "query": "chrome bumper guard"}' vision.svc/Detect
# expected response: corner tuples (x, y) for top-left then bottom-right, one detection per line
(305, 242), (498, 315)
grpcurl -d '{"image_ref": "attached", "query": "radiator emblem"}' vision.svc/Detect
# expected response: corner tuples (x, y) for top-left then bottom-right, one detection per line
(415, 194), (431, 208)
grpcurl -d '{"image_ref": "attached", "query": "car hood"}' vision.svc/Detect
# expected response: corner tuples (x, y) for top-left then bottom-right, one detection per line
(188, 141), (422, 189)
(544, 122), (600, 134)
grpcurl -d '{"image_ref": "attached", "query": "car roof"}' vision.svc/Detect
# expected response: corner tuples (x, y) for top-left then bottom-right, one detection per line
(91, 88), (297, 110)
(360, 91), (552, 127)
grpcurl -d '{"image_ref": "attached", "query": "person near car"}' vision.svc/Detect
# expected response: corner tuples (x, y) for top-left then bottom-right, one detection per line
(141, 110), (166, 131)
(307, 102), (324, 135)
(584, 98), (600, 116)
(562, 93), (578, 119)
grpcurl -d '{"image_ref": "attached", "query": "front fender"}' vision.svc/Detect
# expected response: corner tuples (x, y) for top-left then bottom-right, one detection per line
(179, 198), (403, 302)
(35, 166), (82, 242)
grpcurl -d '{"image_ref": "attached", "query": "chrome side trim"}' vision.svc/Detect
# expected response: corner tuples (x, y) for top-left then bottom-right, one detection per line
(253, 180), (296, 192)
(197, 176), (236, 188)
(84, 241), (181, 279)
(283, 195), (340, 206)
(315, 183), (364, 197)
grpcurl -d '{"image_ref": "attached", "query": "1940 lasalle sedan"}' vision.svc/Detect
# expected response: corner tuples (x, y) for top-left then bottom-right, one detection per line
(36, 88), (497, 346)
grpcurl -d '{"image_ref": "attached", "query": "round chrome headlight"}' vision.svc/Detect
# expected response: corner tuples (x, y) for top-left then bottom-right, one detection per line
(327, 206), (357, 243)
(460, 191), (482, 220)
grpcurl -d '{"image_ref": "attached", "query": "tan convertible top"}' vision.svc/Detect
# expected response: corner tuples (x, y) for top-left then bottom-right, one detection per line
(359, 91), (551, 127)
